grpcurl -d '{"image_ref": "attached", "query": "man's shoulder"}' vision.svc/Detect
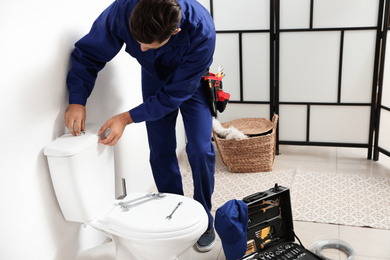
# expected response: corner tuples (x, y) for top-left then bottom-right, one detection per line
(178, 0), (214, 30)
(178, 0), (210, 19)
(114, 0), (138, 9)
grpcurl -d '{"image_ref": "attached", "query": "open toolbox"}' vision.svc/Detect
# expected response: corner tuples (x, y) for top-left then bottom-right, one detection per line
(239, 184), (322, 260)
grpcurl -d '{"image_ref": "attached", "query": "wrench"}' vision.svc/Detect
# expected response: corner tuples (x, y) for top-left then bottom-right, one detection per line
(118, 192), (156, 207)
(120, 193), (166, 211)
(166, 202), (183, 220)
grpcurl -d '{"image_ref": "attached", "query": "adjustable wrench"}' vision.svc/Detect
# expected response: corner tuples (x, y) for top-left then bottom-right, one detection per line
(119, 192), (166, 211)
(118, 192), (156, 207)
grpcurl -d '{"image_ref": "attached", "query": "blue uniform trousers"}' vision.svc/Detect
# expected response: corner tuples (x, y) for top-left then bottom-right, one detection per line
(142, 69), (215, 230)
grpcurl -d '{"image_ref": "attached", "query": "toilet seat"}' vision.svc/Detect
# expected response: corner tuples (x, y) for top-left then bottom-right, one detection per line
(107, 193), (208, 240)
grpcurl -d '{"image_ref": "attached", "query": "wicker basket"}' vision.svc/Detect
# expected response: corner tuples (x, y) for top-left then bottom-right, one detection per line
(213, 114), (278, 173)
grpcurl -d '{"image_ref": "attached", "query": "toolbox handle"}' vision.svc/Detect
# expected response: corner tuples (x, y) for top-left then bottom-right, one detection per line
(243, 192), (267, 203)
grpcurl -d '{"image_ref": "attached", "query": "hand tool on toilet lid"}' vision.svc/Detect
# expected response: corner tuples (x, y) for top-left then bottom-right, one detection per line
(166, 202), (183, 220)
(118, 192), (156, 207)
(120, 193), (166, 211)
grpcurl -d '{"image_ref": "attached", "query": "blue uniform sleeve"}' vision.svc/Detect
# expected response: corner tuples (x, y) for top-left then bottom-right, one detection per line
(66, 2), (124, 106)
(129, 29), (216, 123)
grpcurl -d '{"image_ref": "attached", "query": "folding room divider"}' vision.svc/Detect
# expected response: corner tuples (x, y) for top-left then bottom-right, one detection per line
(374, 0), (390, 160)
(204, 0), (389, 160)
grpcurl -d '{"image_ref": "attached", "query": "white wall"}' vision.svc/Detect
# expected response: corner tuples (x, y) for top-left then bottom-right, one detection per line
(0, 0), (188, 259)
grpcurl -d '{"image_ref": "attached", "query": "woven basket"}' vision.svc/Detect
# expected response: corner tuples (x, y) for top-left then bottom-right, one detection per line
(213, 114), (278, 173)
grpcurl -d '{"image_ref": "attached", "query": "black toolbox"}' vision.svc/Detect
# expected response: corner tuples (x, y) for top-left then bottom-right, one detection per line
(239, 184), (322, 260)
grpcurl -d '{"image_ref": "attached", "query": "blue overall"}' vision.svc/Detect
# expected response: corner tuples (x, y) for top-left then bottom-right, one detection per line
(66, 0), (216, 230)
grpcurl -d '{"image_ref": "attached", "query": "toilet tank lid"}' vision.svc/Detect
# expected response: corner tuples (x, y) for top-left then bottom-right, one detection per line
(44, 125), (102, 157)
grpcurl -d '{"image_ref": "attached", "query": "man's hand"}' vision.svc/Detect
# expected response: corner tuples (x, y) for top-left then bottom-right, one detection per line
(65, 104), (86, 136)
(98, 112), (133, 146)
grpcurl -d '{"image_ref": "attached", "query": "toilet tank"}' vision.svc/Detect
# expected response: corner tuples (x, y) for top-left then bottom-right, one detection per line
(44, 126), (115, 223)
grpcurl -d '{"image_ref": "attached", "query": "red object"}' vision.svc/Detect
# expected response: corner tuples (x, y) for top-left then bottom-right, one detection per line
(218, 91), (231, 101)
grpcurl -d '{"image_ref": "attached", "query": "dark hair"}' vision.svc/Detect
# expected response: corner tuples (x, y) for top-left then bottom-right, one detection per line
(129, 0), (182, 44)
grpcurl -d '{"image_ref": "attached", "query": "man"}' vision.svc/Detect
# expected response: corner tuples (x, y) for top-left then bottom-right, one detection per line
(64, 0), (216, 251)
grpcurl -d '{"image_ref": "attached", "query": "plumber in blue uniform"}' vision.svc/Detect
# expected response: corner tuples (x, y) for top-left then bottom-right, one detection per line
(64, 0), (216, 251)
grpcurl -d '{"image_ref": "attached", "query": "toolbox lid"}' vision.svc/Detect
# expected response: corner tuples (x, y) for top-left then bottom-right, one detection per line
(240, 184), (296, 259)
(107, 193), (208, 239)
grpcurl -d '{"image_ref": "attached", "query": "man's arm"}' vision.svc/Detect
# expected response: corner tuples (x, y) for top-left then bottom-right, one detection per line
(65, 2), (124, 135)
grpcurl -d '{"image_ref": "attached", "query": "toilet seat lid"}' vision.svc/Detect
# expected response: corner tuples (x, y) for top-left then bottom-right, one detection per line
(107, 193), (208, 239)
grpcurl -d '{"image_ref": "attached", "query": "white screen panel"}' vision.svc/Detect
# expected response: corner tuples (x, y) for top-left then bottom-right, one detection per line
(213, 0), (270, 30)
(211, 34), (240, 101)
(279, 105), (307, 141)
(280, 31), (340, 102)
(280, 0), (311, 29)
(196, 0), (210, 13)
(310, 106), (370, 143)
(382, 79), (390, 108)
(242, 33), (270, 102)
(313, 0), (379, 28)
(378, 109), (390, 151)
(217, 104), (270, 122)
(341, 30), (376, 103)
(382, 33), (390, 108)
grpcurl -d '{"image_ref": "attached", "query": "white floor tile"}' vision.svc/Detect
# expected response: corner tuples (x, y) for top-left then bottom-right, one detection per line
(278, 145), (338, 163)
(339, 225), (390, 259)
(186, 241), (224, 260)
(337, 161), (374, 176)
(353, 256), (390, 260)
(371, 160), (390, 178)
(293, 221), (339, 248)
(336, 147), (372, 164)
(273, 158), (338, 174)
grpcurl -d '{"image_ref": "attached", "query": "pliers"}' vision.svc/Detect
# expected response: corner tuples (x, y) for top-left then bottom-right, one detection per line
(248, 198), (280, 215)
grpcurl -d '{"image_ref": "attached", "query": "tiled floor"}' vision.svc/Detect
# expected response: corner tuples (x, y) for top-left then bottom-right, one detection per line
(267, 145), (390, 260)
(78, 145), (390, 260)
(195, 145), (390, 260)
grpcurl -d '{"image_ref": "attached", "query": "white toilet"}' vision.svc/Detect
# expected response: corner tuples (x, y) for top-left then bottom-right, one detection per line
(44, 126), (208, 260)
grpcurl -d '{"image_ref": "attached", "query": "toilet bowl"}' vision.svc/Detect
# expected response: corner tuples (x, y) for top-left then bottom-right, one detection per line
(101, 193), (208, 260)
(90, 192), (208, 260)
(44, 126), (208, 260)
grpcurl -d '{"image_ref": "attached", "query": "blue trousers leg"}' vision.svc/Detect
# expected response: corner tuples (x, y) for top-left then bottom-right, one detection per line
(143, 77), (215, 230)
(142, 70), (184, 195)
(145, 110), (184, 195)
(180, 88), (215, 231)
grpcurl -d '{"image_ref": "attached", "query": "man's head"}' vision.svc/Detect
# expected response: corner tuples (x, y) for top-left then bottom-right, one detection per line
(129, 0), (182, 49)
